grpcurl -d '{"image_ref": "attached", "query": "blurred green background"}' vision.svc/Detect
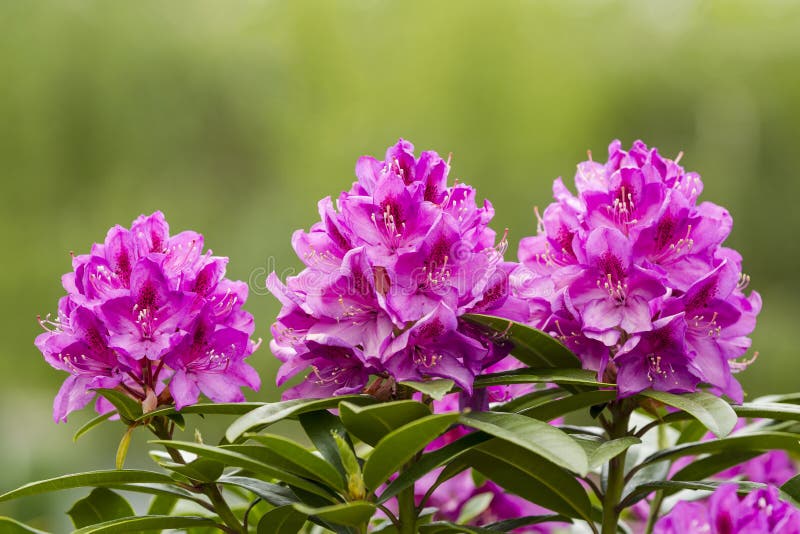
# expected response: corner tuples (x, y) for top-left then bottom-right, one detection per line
(1, 0), (799, 529)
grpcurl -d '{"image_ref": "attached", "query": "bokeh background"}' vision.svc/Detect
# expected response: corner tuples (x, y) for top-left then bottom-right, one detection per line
(2, 0), (799, 529)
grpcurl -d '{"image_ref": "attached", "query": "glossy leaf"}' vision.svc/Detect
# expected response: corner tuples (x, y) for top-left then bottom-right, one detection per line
(149, 440), (337, 501)
(68, 488), (135, 528)
(638, 390), (736, 438)
(137, 402), (264, 421)
(0, 517), (49, 534)
(475, 368), (611, 388)
(363, 413), (459, 489)
(462, 314), (580, 369)
(219, 475), (298, 507)
(463, 440), (593, 522)
(72, 515), (218, 534)
(518, 390), (617, 421)
(146, 494), (177, 515)
(73, 411), (116, 442)
(485, 515), (572, 531)
(339, 400), (431, 446)
(630, 431), (800, 479)
(459, 411), (588, 475)
(399, 379), (455, 400)
(295, 501), (376, 527)
(258, 506), (308, 534)
(244, 433), (345, 491)
(226, 395), (375, 442)
(495, 388), (565, 413)
(589, 437), (641, 470)
(670, 451), (762, 487)
(676, 419), (708, 445)
(456, 492), (493, 524)
(619, 480), (765, 509)
(419, 523), (491, 534)
(156, 456), (224, 483)
(781, 473), (800, 503)
(92, 389), (142, 423)
(299, 410), (353, 477)
(378, 431), (491, 504)
(0, 470), (175, 502)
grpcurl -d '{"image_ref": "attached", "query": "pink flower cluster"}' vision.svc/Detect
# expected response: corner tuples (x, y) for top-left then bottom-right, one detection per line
(269, 140), (533, 399)
(519, 140), (760, 400)
(35, 212), (260, 421)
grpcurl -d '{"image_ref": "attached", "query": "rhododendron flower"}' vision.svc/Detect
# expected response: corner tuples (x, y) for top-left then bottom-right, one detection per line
(270, 140), (535, 399)
(521, 140), (760, 400)
(35, 212), (260, 421)
(654, 484), (800, 534)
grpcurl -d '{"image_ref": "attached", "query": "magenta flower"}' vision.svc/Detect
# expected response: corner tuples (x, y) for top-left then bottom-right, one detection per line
(654, 484), (800, 534)
(519, 140), (760, 400)
(270, 140), (533, 398)
(35, 212), (260, 421)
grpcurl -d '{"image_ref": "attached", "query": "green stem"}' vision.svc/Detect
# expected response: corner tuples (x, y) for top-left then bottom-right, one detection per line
(150, 417), (243, 534)
(397, 475), (417, 534)
(601, 406), (631, 534)
(644, 490), (665, 534)
(204, 485), (244, 534)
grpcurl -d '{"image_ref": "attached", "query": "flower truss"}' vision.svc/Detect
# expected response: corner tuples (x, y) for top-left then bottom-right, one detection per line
(35, 212), (260, 421)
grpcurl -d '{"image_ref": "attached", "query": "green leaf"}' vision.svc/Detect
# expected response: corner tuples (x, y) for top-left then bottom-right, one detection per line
(419, 523), (491, 533)
(137, 402), (264, 421)
(258, 505), (308, 534)
(219, 475), (298, 507)
(0, 517), (49, 534)
(518, 390), (617, 421)
(378, 431), (491, 504)
(629, 431), (800, 479)
(339, 400), (431, 446)
(400, 379), (455, 400)
(68, 488), (135, 528)
(226, 395), (375, 442)
(733, 402), (800, 421)
(670, 451), (762, 486)
(149, 440), (337, 501)
(781, 473), (800, 503)
(363, 413), (459, 489)
(73, 411), (116, 442)
(588, 437), (641, 470)
(475, 368), (611, 388)
(72, 515), (218, 534)
(92, 389), (142, 423)
(0, 470), (175, 502)
(495, 388), (565, 413)
(638, 390), (736, 438)
(298, 410), (353, 478)
(676, 419), (708, 445)
(146, 494), (177, 515)
(418, 515), (573, 534)
(462, 314), (580, 369)
(155, 456), (224, 483)
(462, 440), (593, 522)
(484, 515), (572, 531)
(115, 426), (135, 470)
(244, 433), (345, 491)
(459, 411), (589, 475)
(166, 412), (186, 430)
(294, 501), (376, 527)
(456, 492), (493, 524)
(619, 480), (765, 509)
